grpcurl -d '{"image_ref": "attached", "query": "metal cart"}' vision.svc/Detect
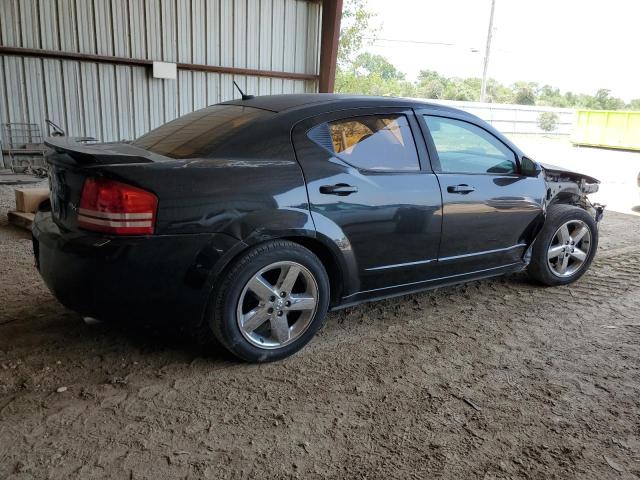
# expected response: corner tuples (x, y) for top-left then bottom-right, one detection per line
(1, 123), (47, 173)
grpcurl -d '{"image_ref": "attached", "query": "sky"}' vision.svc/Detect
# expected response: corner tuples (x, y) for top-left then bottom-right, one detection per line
(364, 0), (640, 101)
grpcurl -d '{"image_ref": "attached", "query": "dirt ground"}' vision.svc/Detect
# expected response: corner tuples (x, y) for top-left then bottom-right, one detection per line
(1, 181), (640, 480)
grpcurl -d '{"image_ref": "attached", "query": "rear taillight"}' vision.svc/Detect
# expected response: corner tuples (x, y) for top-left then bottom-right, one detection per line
(78, 177), (157, 235)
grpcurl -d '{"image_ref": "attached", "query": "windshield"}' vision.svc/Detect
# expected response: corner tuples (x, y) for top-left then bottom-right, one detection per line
(133, 105), (273, 158)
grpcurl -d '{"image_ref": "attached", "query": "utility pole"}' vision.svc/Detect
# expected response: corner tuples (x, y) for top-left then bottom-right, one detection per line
(480, 0), (496, 103)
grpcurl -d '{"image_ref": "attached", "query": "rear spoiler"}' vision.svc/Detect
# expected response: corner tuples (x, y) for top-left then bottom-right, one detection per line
(45, 137), (157, 165)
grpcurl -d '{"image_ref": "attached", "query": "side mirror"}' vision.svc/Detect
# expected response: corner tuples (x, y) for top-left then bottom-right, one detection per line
(520, 156), (541, 177)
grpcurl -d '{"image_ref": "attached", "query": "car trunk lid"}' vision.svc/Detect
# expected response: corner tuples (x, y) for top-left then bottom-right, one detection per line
(45, 138), (166, 231)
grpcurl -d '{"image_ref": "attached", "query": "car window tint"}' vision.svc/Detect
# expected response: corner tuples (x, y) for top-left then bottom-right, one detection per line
(424, 116), (516, 174)
(133, 105), (273, 158)
(310, 115), (420, 171)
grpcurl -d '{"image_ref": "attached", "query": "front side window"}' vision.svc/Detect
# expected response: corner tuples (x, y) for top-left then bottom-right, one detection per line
(309, 114), (420, 171)
(424, 116), (516, 174)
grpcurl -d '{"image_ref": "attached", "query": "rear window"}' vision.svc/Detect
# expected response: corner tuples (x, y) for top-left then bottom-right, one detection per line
(133, 105), (273, 158)
(308, 114), (420, 171)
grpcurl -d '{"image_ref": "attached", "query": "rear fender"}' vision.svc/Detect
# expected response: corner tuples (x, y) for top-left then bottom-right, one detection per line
(204, 207), (360, 307)
(233, 208), (360, 298)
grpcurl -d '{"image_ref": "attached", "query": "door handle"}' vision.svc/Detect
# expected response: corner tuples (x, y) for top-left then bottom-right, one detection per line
(447, 184), (475, 194)
(319, 184), (358, 196)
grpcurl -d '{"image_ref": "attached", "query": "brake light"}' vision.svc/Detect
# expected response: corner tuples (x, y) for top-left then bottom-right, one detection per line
(78, 177), (157, 235)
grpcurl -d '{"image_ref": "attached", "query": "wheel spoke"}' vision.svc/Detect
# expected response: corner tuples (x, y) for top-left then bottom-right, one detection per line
(242, 306), (270, 332)
(237, 260), (319, 349)
(277, 265), (301, 294)
(547, 245), (564, 260)
(270, 315), (290, 343)
(248, 275), (277, 302)
(557, 224), (571, 244)
(287, 294), (316, 311)
(572, 225), (589, 244)
(571, 247), (587, 262)
(557, 254), (570, 274)
(548, 220), (593, 278)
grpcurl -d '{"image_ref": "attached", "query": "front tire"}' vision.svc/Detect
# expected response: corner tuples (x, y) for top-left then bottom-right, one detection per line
(528, 204), (598, 286)
(209, 240), (330, 362)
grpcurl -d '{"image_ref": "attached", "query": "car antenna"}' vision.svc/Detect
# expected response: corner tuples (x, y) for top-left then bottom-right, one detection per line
(233, 81), (254, 101)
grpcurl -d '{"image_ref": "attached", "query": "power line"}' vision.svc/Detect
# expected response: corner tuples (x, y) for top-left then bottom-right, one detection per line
(364, 37), (479, 51)
(366, 37), (456, 46)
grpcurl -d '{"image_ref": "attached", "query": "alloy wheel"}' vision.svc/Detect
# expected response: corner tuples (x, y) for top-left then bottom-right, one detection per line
(236, 261), (319, 349)
(547, 219), (592, 278)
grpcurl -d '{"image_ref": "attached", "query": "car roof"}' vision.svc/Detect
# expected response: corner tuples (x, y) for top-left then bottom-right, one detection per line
(222, 93), (462, 115)
(219, 93), (523, 156)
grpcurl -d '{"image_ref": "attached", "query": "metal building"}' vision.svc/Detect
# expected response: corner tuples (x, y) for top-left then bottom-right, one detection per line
(0, 0), (342, 168)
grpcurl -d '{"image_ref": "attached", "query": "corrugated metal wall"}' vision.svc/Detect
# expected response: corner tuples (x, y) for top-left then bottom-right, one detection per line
(0, 0), (321, 166)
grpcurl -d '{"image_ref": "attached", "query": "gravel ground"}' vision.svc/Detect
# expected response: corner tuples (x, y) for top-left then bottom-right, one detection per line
(1, 182), (639, 479)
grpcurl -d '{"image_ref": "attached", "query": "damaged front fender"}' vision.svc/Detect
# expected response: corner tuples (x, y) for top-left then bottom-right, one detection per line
(541, 162), (599, 201)
(540, 162), (604, 222)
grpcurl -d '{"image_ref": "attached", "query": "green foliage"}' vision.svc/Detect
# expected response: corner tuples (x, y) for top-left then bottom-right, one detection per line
(513, 82), (537, 105)
(337, 56), (634, 110)
(537, 112), (559, 132)
(352, 53), (405, 81)
(337, 0), (378, 68)
(585, 89), (625, 110)
(538, 85), (569, 107)
(484, 79), (513, 104)
(335, 69), (415, 97)
(414, 71), (483, 102)
(335, 1), (635, 111)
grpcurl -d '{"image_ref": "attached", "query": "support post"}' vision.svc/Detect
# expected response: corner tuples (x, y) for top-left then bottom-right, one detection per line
(319, 0), (343, 93)
(480, 0), (496, 102)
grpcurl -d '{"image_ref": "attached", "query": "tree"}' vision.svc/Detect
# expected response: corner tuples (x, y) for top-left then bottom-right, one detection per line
(538, 85), (568, 107)
(484, 79), (511, 103)
(352, 53), (405, 81)
(537, 112), (559, 133)
(444, 77), (481, 102)
(415, 70), (448, 99)
(334, 3), (633, 111)
(512, 82), (538, 105)
(582, 89), (625, 110)
(337, 0), (378, 68)
(335, 69), (415, 97)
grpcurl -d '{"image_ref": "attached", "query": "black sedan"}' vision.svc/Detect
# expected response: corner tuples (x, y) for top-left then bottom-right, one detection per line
(34, 94), (604, 362)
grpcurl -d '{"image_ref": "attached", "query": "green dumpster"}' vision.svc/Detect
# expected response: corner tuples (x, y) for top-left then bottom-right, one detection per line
(572, 110), (640, 151)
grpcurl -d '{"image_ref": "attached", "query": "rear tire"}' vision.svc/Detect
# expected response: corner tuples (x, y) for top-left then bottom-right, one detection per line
(208, 240), (330, 362)
(528, 204), (598, 286)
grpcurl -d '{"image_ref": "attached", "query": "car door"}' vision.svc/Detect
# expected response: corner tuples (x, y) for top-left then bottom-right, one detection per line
(417, 110), (545, 274)
(292, 108), (442, 293)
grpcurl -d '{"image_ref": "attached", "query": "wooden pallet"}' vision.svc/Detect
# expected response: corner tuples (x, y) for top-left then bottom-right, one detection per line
(8, 210), (35, 231)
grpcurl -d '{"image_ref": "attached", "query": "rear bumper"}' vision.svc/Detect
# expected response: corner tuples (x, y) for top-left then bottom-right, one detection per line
(32, 210), (242, 326)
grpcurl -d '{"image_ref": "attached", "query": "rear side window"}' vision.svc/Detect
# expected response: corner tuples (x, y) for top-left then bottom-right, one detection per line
(308, 114), (420, 171)
(424, 116), (516, 174)
(133, 105), (273, 158)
